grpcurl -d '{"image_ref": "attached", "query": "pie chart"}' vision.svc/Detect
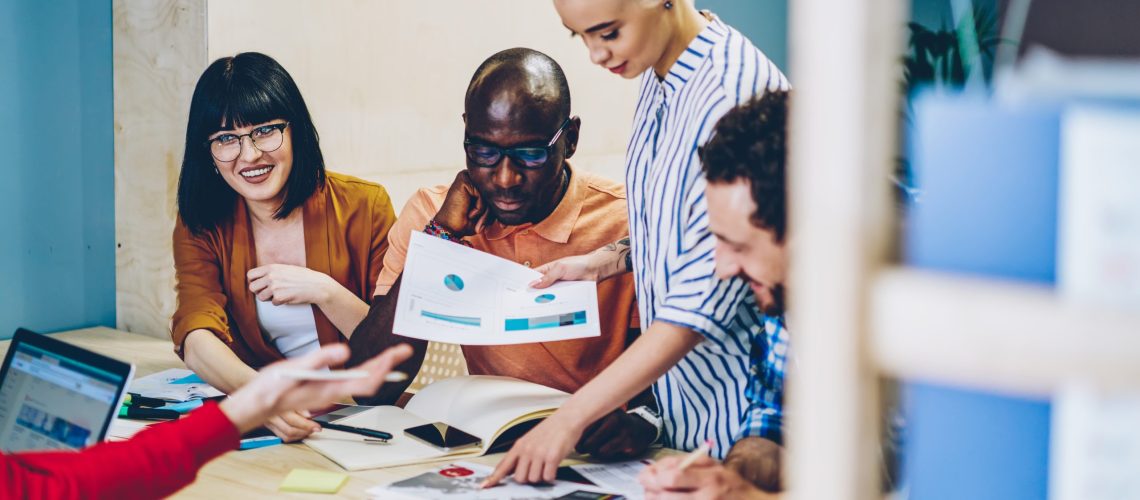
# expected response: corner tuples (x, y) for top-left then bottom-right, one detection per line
(534, 293), (555, 304)
(443, 274), (465, 292)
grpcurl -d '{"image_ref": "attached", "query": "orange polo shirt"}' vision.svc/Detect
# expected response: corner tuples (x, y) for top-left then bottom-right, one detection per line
(172, 172), (396, 368)
(376, 163), (638, 394)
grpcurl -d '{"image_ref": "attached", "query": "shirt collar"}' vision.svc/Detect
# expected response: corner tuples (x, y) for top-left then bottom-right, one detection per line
(659, 12), (727, 99)
(482, 160), (584, 244)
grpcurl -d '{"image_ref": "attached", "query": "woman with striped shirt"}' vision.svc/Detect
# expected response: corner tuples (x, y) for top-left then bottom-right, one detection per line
(484, 0), (789, 490)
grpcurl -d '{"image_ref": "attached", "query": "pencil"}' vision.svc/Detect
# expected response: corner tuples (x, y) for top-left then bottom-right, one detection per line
(677, 439), (714, 471)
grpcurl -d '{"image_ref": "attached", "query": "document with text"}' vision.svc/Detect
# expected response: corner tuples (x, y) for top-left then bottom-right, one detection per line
(393, 231), (600, 345)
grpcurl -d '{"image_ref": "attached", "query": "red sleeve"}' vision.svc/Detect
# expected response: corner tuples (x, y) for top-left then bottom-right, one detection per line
(1, 402), (239, 499)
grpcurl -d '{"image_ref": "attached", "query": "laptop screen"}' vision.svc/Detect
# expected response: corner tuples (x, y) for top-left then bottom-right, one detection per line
(0, 339), (128, 452)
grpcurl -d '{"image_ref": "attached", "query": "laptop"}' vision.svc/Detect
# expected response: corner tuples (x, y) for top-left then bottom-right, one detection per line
(0, 328), (134, 452)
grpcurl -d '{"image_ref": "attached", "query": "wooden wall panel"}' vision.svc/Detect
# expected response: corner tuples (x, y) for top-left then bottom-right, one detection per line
(113, 0), (205, 339)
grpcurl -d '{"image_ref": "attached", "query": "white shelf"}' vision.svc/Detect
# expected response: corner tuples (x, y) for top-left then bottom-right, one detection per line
(871, 268), (1140, 396)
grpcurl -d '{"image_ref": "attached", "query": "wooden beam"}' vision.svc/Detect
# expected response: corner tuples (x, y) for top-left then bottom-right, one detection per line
(872, 268), (1140, 396)
(786, 0), (903, 498)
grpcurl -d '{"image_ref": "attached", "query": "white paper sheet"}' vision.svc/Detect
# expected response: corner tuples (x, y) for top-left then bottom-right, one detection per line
(394, 232), (601, 345)
(1050, 384), (1140, 500)
(1058, 105), (1140, 308)
(368, 461), (616, 499)
(571, 460), (651, 500)
(106, 418), (153, 441)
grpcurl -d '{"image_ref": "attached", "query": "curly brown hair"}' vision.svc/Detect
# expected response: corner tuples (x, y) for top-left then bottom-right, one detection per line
(700, 90), (788, 242)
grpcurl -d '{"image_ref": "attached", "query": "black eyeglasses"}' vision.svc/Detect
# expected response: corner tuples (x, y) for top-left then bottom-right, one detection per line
(204, 122), (289, 162)
(463, 117), (574, 170)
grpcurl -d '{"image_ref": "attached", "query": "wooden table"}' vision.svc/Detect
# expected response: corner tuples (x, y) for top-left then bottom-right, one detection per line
(1, 327), (674, 498)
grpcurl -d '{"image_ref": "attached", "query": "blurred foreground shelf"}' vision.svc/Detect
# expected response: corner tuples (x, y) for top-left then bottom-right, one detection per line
(871, 267), (1140, 396)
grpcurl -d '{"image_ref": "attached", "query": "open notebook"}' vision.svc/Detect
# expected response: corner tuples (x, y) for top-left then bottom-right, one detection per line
(304, 375), (570, 470)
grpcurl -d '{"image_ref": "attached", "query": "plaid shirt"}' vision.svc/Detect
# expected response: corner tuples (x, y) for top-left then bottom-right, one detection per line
(737, 314), (789, 445)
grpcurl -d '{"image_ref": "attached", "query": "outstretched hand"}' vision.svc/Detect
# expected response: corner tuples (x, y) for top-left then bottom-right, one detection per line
(219, 343), (413, 435)
(481, 413), (585, 488)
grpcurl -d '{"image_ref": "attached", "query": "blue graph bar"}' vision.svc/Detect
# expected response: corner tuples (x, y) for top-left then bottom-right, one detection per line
(504, 311), (586, 331)
(421, 310), (482, 327)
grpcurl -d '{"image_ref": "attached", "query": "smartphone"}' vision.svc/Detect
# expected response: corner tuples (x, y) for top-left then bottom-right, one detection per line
(404, 422), (482, 451)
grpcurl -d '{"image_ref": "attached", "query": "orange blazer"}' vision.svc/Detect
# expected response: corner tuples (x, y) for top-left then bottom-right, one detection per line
(171, 172), (396, 368)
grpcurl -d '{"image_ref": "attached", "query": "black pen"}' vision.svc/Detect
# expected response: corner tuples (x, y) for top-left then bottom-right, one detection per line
(125, 392), (167, 408)
(318, 421), (393, 441)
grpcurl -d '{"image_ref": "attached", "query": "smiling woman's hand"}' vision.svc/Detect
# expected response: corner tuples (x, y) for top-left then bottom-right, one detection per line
(247, 264), (337, 306)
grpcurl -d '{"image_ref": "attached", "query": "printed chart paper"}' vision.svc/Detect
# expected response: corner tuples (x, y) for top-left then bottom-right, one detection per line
(368, 461), (618, 499)
(127, 368), (223, 402)
(571, 460), (651, 499)
(394, 232), (600, 345)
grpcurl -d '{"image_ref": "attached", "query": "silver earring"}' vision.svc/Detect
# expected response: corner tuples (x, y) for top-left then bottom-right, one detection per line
(664, 0), (673, 9)
(214, 167), (220, 175)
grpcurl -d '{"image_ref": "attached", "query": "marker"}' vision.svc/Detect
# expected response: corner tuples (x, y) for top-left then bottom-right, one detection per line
(239, 435), (283, 450)
(124, 393), (167, 407)
(119, 406), (179, 420)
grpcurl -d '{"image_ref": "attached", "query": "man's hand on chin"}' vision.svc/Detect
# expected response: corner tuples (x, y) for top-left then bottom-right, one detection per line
(435, 170), (490, 237)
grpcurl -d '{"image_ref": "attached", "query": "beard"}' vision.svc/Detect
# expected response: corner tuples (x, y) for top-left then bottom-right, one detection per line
(755, 282), (785, 317)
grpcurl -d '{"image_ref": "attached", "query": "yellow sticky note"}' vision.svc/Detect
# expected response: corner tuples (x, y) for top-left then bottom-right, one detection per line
(278, 468), (349, 494)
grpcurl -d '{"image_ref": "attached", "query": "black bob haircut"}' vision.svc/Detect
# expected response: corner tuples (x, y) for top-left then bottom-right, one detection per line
(177, 52), (326, 234)
(700, 90), (789, 242)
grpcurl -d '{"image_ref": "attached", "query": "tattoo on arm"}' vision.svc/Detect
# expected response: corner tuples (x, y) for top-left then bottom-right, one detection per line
(594, 237), (634, 276)
(617, 237), (632, 273)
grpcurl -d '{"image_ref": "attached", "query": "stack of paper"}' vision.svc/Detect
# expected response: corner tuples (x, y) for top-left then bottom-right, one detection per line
(367, 461), (624, 499)
(106, 418), (153, 441)
(128, 368), (223, 402)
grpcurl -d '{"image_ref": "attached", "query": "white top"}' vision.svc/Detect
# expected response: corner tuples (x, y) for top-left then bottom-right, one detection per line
(624, 15), (789, 456)
(255, 299), (321, 358)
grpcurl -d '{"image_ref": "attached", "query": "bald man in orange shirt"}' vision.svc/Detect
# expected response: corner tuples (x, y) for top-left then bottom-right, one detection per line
(346, 48), (657, 461)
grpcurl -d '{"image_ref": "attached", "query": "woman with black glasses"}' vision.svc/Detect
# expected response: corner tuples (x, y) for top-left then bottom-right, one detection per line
(172, 52), (396, 443)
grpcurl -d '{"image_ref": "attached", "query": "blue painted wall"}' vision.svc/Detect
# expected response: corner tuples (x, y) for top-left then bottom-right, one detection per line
(0, 0), (115, 339)
(701, 0), (788, 74)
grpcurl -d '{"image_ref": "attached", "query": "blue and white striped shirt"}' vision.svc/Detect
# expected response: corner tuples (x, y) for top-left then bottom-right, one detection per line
(624, 15), (789, 457)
